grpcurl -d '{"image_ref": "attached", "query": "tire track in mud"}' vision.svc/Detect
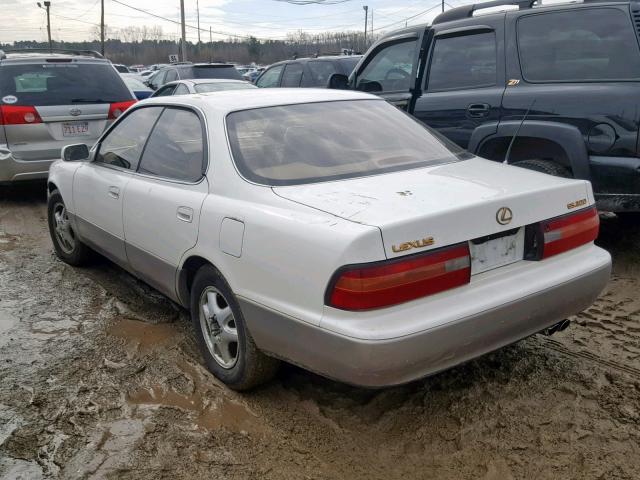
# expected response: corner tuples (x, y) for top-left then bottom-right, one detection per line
(540, 336), (640, 379)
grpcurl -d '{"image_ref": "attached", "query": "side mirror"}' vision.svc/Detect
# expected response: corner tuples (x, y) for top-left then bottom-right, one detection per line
(327, 73), (349, 90)
(358, 80), (383, 93)
(62, 144), (90, 162)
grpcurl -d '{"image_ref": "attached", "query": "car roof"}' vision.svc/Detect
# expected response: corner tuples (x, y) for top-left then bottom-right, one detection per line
(165, 78), (251, 86)
(140, 88), (379, 114)
(0, 52), (109, 65)
(272, 55), (362, 67)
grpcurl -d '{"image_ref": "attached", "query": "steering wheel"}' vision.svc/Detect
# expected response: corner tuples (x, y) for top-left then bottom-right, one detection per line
(385, 68), (411, 80)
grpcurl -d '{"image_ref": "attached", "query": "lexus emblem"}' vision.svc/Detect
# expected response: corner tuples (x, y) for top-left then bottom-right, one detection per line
(496, 207), (513, 225)
(69, 108), (82, 116)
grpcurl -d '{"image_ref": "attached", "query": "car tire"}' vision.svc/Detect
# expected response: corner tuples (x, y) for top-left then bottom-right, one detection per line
(47, 189), (93, 266)
(190, 265), (280, 391)
(513, 159), (572, 178)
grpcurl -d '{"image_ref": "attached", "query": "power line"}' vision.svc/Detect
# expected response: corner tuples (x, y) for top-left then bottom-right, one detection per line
(110, 0), (279, 41)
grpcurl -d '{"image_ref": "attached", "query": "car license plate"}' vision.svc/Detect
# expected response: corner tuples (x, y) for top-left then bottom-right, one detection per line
(470, 228), (524, 275)
(62, 121), (90, 137)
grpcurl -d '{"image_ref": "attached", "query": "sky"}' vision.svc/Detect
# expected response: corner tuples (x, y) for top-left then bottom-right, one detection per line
(0, 0), (466, 44)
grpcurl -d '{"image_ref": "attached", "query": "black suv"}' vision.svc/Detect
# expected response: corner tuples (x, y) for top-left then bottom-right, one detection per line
(256, 55), (361, 89)
(147, 63), (242, 90)
(346, 0), (640, 212)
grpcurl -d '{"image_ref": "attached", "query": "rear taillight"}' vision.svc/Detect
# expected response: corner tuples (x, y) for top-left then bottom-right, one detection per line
(327, 243), (471, 311)
(541, 206), (599, 259)
(0, 106), (42, 125)
(108, 100), (137, 120)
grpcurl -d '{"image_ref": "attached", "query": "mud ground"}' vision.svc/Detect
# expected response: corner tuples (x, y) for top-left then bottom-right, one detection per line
(0, 184), (639, 480)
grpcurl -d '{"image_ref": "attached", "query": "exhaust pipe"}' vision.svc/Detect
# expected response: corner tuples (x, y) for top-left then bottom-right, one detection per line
(541, 319), (571, 336)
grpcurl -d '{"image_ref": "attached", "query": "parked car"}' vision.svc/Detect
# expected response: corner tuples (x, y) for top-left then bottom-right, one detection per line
(146, 63), (242, 90)
(121, 75), (153, 100)
(243, 68), (264, 84)
(255, 55), (361, 88)
(47, 89), (610, 390)
(0, 48), (136, 185)
(338, 0), (640, 213)
(151, 78), (257, 97)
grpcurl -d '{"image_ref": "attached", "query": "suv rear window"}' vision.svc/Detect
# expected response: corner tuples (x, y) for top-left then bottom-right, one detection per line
(0, 62), (132, 106)
(226, 100), (471, 186)
(517, 8), (640, 82)
(189, 66), (242, 80)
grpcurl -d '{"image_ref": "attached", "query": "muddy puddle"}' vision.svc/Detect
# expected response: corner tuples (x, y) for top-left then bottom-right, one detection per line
(107, 318), (179, 354)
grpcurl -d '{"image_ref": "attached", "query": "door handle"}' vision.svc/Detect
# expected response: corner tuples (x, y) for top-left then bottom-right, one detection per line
(467, 103), (491, 118)
(177, 206), (194, 223)
(108, 186), (120, 199)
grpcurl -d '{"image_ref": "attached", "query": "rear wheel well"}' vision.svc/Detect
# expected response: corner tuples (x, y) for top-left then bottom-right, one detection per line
(477, 136), (572, 174)
(179, 256), (216, 306)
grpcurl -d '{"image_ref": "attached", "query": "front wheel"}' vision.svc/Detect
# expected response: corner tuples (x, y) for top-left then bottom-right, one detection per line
(47, 190), (93, 266)
(190, 265), (279, 390)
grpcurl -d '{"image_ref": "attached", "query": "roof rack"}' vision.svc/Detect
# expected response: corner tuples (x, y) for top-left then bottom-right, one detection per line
(1, 48), (104, 59)
(433, 0), (534, 24)
(433, 0), (627, 24)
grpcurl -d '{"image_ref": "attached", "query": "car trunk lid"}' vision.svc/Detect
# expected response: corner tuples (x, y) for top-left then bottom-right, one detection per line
(273, 158), (593, 260)
(2, 104), (109, 161)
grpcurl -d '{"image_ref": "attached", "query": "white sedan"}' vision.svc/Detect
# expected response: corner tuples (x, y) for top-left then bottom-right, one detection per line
(47, 89), (611, 390)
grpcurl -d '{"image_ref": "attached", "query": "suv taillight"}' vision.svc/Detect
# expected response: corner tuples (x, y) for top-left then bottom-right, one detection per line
(0, 106), (42, 125)
(541, 206), (599, 259)
(326, 243), (471, 311)
(108, 100), (136, 120)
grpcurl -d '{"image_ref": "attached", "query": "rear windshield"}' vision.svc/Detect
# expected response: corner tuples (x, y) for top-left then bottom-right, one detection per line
(0, 63), (133, 106)
(339, 57), (361, 74)
(226, 99), (471, 186)
(190, 66), (242, 80)
(194, 82), (256, 93)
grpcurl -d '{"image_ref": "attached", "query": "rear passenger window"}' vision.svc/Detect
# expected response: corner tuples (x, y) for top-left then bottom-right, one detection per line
(307, 61), (338, 87)
(281, 63), (304, 87)
(427, 32), (497, 92)
(517, 8), (640, 82)
(138, 108), (204, 182)
(174, 84), (190, 95)
(96, 107), (162, 170)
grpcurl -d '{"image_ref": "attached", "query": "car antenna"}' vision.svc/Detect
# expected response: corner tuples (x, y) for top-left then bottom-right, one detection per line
(504, 99), (536, 164)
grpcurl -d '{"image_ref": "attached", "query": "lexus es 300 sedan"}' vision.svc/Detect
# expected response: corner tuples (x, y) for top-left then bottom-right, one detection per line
(47, 89), (611, 390)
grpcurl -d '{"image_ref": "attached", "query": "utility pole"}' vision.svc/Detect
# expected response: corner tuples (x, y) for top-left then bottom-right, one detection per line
(197, 0), (201, 43)
(179, 0), (187, 62)
(371, 9), (373, 40)
(209, 26), (213, 62)
(442, 0), (445, 13)
(100, 0), (105, 56)
(37, 2), (52, 52)
(363, 5), (368, 50)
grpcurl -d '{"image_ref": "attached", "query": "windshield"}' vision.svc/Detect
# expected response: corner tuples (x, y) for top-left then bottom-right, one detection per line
(195, 82), (256, 93)
(226, 99), (472, 186)
(123, 77), (149, 90)
(0, 63), (133, 106)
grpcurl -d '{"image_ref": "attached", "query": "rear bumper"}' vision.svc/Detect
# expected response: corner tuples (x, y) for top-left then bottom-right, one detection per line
(590, 156), (640, 211)
(240, 245), (611, 387)
(0, 147), (54, 183)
